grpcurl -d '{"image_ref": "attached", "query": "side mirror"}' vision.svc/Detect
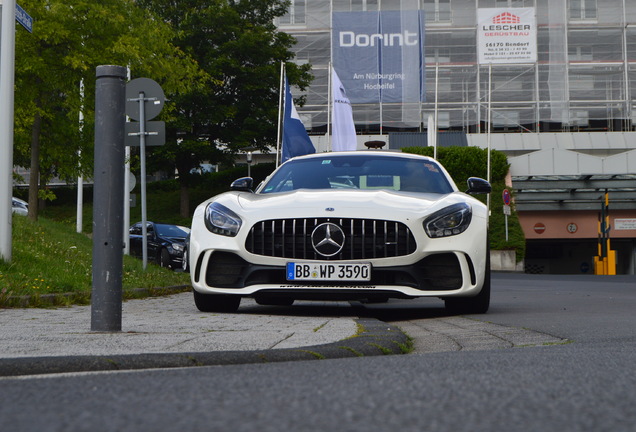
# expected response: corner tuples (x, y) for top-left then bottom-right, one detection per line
(465, 177), (492, 195)
(230, 177), (254, 192)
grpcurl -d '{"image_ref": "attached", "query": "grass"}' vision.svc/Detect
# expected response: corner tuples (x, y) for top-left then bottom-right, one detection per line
(4, 167), (266, 306)
(0, 214), (189, 307)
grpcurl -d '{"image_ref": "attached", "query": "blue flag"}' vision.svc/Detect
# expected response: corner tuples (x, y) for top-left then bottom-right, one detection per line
(282, 77), (315, 162)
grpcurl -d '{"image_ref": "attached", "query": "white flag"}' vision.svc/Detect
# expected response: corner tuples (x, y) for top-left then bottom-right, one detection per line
(331, 68), (357, 151)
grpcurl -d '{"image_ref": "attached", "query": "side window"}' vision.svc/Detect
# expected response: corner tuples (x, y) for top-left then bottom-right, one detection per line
(279, 0), (306, 25)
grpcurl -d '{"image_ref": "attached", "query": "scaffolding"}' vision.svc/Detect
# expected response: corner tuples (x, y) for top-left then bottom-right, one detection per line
(279, 0), (636, 134)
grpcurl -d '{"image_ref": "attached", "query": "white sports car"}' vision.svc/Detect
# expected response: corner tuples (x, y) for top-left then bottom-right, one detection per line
(188, 151), (492, 314)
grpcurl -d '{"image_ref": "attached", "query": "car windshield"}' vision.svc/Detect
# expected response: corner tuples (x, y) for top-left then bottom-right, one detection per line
(155, 224), (190, 238)
(260, 154), (454, 194)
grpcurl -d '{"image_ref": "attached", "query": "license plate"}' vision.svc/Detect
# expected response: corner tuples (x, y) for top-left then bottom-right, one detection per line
(286, 262), (371, 282)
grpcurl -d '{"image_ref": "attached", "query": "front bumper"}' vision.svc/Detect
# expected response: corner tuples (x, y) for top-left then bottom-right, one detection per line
(189, 203), (489, 299)
(190, 248), (486, 299)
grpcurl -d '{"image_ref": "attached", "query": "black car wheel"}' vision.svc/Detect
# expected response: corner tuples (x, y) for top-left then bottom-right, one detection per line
(159, 248), (171, 268)
(193, 290), (241, 313)
(182, 247), (189, 273)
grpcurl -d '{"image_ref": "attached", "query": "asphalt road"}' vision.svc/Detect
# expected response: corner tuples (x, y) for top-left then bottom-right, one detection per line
(2, 273), (636, 432)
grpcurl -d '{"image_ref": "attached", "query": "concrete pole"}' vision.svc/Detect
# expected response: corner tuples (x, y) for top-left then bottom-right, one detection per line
(91, 65), (127, 332)
(0, 0), (16, 262)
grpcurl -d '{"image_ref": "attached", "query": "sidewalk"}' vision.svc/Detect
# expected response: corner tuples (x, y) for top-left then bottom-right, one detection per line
(0, 292), (409, 377)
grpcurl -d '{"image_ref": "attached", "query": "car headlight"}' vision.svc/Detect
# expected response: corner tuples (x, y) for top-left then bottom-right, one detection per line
(171, 243), (184, 252)
(204, 202), (242, 237)
(424, 203), (472, 238)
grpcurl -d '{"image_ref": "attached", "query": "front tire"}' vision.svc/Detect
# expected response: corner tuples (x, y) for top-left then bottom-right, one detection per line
(182, 247), (189, 273)
(193, 290), (241, 313)
(158, 248), (171, 268)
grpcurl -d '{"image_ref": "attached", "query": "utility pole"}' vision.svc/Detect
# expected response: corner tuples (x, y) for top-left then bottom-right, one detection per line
(0, 0), (17, 262)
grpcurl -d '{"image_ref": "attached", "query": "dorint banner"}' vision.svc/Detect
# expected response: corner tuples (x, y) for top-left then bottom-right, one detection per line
(332, 10), (425, 104)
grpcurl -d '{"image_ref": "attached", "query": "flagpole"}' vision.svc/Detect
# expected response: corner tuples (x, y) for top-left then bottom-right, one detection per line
(487, 62), (492, 217)
(434, 63), (439, 160)
(276, 62), (284, 166)
(328, 62), (332, 151)
(329, 0), (333, 152)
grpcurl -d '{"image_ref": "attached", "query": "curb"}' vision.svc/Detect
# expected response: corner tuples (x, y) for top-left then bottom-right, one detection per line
(1, 285), (191, 308)
(0, 318), (410, 377)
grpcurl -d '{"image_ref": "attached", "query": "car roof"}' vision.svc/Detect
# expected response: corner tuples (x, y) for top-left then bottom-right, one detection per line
(287, 150), (436, 163)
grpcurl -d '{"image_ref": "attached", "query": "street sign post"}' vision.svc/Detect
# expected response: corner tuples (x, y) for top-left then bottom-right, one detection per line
(502, 189), (511, 242)
(125, 78), (165, 270)
(126, 78), (165, 121)
(502, 189), (511, 205)
(125, 121), (165, 147)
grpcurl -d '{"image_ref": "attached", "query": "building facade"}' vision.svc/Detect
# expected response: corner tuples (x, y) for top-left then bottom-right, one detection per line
(278, 0), (636, 275)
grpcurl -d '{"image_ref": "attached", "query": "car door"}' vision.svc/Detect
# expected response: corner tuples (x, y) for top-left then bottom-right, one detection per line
(128, 223), (143, 257)
(145, 223), (161, 261)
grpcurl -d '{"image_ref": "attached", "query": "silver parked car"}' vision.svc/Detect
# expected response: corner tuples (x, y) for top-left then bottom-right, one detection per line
(12, 197), (28, 216)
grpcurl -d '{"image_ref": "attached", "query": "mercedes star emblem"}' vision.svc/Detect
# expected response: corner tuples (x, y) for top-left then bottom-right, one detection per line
(311, 222), (345, 257)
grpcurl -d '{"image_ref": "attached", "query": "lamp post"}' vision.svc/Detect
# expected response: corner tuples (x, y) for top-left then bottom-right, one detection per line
(246, 151), (253, 177)
(243, 146), (257, 178)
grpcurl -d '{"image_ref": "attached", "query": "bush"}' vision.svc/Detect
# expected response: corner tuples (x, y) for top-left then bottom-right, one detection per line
(402, 146), (509, 186)
(402, 146), (525, 262)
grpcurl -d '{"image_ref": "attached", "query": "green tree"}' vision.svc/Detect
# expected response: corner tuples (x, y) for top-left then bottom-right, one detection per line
(136, 0), (313, 218)
(14, 0), (204, 220)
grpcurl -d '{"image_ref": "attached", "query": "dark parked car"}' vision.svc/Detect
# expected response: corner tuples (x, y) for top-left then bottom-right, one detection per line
(129, 222), (190, 270)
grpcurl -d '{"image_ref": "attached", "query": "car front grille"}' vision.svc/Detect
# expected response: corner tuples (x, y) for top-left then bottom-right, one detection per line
(245, 218), (416, 260)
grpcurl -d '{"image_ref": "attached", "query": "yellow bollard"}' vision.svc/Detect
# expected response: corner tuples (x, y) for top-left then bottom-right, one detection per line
(594, 256), (604, 275)
(607, 250), (617, 276)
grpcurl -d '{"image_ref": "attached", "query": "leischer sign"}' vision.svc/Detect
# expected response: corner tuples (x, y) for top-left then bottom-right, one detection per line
(477, 8), (536, 64)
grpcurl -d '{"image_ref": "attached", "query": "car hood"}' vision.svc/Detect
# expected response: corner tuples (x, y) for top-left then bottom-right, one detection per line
(226, 189), (471, 220)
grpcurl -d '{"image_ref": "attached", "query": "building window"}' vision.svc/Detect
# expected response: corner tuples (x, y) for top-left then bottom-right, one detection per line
(493, 0), (536, 7)
(569, 46), (593, 61)
(425, 47), (451, 64)
(280, 0), (306, 25)
(351, 0), (378, 11)
(570, 0), (597, 21)
(422, 0), (451, 23)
